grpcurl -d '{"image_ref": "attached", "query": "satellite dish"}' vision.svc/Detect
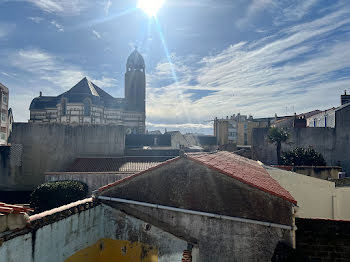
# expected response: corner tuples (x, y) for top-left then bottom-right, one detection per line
(126, 128), (132, 135)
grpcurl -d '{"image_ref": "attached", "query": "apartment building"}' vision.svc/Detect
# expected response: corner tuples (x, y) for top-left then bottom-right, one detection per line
(0, 83), (9, 145)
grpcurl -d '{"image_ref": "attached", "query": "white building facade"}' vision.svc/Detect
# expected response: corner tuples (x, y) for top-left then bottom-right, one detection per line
(29, 50), (146, 134)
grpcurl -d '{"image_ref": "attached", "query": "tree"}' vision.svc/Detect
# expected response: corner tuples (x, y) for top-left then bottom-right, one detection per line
(30, 181), (88, 213)
(267, 127), (289, 165)
(281, 146), (326, 166)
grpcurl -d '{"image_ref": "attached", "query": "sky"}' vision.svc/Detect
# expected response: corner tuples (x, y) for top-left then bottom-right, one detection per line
(1, 0), (350, 134)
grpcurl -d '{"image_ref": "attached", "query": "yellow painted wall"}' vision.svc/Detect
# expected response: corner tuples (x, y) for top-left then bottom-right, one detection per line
(65, 238), (158, 262)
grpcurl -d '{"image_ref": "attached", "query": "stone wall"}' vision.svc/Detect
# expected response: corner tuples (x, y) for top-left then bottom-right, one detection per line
(296, 218), (350, 261)
(2, 123), (125, 191)
(252, 127), (350, 173)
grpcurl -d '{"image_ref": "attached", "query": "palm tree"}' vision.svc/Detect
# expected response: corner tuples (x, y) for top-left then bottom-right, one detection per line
(267, 127), (289, 165)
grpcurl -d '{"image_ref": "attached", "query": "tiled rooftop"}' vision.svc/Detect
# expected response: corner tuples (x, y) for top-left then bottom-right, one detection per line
(0, 203), (33, 214)
(188, 151), (297, 204)
(66, 156), (175, 172)
(97, 151), (296, 204)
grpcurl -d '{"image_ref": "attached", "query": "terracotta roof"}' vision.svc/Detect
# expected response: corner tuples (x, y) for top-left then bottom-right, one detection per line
(66, 156), (175, 172)
(0, 203), (33, 214)
(188, 152), (297, 204)
(96, 152), (296, 204)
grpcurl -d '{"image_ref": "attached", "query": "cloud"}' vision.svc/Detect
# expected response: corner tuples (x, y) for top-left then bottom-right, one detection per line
(7, 49), (116, 91)
(92, 76), (117, 88)
(145, 6), (350, 133)
(236, 0), (277, 28)
(50, 20), (64, 32)
(28, 16), (44, 23)
(92, 30), (101, 39)
(24, 0), (91, 16)
(146, 121), (212, 134)
(104, 0), (112, 14)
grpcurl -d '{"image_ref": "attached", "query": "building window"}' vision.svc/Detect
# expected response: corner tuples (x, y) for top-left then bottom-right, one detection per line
(325, 116), (327, 127)
(84, 99), (91, 116)
(2, 95), (7, 104)
(0, 132), (5, 140)
(1, 113), (6, 122)
(61, 99), (67, 116)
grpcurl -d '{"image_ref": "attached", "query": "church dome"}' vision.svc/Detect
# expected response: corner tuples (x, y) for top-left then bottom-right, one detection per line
(126, 49), (145, 70)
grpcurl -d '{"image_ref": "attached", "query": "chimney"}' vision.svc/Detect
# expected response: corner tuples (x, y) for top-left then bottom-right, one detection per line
(39, 91), (42, 97)
(341, 90), (350, 105)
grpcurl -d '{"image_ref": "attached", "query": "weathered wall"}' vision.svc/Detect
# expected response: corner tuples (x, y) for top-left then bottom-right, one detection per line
(0, 204), (193, 262)
(105, 202), (292, 262)
(102, 158), (293, 225)
(45, 172), (132, 194)
(2, 123), (125, 191)
(296, 218), (350, 261)
(252, 126), (350, 173)
(266, 166), (350, 220)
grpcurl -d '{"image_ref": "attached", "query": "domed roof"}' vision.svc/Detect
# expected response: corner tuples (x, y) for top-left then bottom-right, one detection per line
(126, 49), (145, 69)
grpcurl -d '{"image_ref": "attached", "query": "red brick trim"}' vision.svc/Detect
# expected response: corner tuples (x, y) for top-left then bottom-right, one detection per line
(182, 250), (192, 262)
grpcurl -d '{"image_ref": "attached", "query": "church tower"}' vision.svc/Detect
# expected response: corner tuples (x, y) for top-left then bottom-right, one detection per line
(125, 49), (146, 113)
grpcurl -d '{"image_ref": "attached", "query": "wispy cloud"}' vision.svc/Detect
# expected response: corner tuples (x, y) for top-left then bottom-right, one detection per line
(51, 20), (64, 32)
(274, 0), (318, 24)
(104, 0), (112, 14)
(236, 0), (276, 28)
(28, 16), (44, 23)
(146, 6), (350, 133)
(92, 30), (101, 39)
(7, 49), (116, 91)
(24, 0), (91, 16)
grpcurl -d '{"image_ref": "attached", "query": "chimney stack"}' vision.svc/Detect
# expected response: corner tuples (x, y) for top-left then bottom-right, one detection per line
(341, 90), (350, 105)
(39, 91), (42, 97)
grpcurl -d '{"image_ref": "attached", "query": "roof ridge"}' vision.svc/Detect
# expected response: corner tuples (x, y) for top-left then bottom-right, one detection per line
(95, 156), (181, 193)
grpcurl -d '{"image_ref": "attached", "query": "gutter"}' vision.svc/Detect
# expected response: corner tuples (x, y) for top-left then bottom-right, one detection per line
(96, 196), (294, 231)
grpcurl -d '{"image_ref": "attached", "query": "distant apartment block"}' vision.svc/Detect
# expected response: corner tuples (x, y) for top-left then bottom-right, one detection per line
(0, 82), (10, 145)
(214, 114), (273, 146)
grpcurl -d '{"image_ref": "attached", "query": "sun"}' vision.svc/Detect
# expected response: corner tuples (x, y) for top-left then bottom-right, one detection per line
(137, 0), (165, 17)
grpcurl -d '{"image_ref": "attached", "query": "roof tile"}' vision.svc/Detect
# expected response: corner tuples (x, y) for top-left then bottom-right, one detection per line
(188, 152), (297, 204)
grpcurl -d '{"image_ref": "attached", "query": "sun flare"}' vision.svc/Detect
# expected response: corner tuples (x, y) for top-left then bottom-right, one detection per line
(137, 0), (165, 17)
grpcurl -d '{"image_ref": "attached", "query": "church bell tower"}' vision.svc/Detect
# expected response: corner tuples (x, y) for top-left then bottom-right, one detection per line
(125, 48), (146, 113)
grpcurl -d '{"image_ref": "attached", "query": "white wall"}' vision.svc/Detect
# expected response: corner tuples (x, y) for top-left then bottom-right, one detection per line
(265, 165), (350, 220)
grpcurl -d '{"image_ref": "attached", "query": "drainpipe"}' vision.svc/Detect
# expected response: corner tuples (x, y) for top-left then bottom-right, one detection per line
(332, 194), (337, 219)
(96, 196), (294, 231)
(292, 205), (299, 249)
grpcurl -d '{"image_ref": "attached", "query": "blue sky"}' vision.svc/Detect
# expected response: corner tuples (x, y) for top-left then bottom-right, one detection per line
(1, 0), (350, 134)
